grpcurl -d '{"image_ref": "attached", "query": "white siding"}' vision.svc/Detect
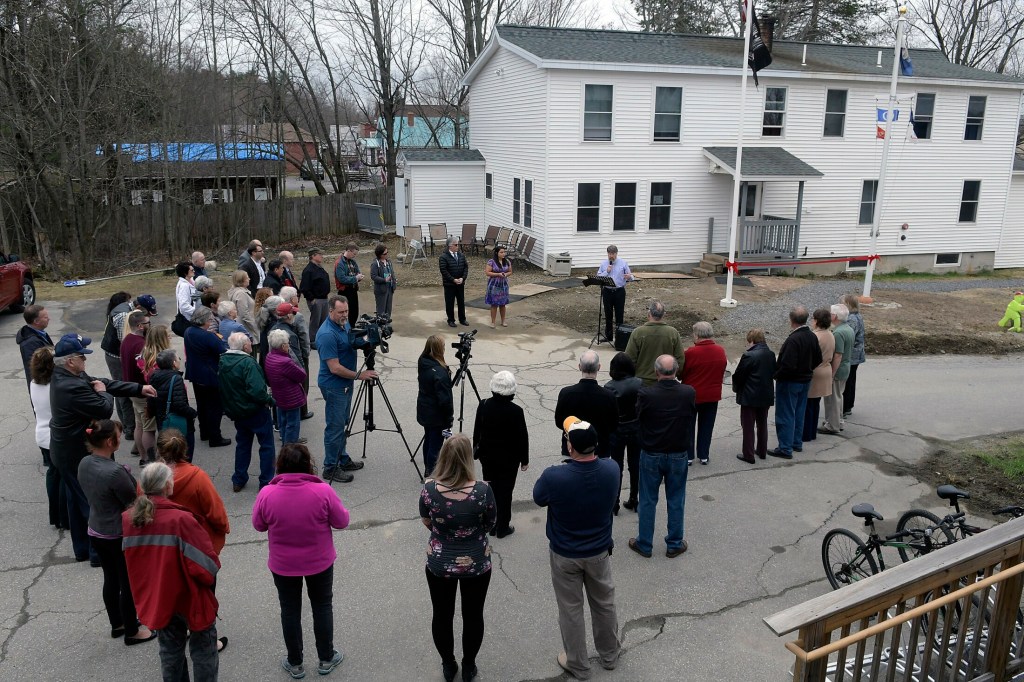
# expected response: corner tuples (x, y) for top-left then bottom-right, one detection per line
(463, 42), (1024, 270)
(996, 175), (1024, 268)
(406, 162), (485, 229)
(467, 48), (548, 263)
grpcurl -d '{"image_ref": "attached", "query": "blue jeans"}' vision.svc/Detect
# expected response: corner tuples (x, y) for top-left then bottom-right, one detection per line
(231, 407), (277, 488)
(422, 427), (445, 477)
(775, 380), (810, 455)
(320, 385), (353, 471)
(635, 450), (689, 554)
(63, 471), (98, 562)
(278, 407), (301, 445)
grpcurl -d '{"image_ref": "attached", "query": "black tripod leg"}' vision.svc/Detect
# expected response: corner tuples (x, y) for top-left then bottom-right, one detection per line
(369, 378), (424, 482)
(464, 368), (482, 403)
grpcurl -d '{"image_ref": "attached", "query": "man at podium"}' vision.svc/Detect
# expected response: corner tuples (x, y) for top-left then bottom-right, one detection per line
(596, 245), (635, 343)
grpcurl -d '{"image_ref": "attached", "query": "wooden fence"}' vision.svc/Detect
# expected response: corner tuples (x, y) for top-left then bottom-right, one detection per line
(1, 187), (393, 274)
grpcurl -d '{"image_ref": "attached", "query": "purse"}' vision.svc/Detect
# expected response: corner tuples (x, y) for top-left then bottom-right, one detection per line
(160, 374), (189, 434)
(171, 312), (189, 337)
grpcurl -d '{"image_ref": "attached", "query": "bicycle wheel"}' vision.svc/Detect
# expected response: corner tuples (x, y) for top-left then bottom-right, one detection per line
(822, 528), (879, 590)
(896, 509), (956, 562)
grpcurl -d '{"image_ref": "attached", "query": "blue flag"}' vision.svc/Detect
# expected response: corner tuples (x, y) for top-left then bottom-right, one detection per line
(876, 107), (900, 123)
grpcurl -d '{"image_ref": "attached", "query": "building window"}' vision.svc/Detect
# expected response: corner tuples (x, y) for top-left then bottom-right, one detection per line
(202, 188), (233, 204)
(512, 178), (521, 224)
(584, 84), (613, 141)
(846, 259), (869, 271)
(576, 183), (600, 232)
(613, 183), (636, 231)
(653, 87), (682, 142)
(762, 87), (787, 137)
(858, 180), (878, 225)
(959, 180), (980, 222)
(823, 89), (847, 137)
(964, 96), (986, 140)
(913, 93), (935, 139)
(649, 182), (671, 230)
(485, 172), (492, 200)
(524, 180), (533, 228)
(935, 253), (961, 266)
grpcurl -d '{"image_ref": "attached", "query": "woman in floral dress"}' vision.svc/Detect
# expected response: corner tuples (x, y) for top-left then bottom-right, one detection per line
(484, 246), (511, 328)
(419, 434), (496, 682)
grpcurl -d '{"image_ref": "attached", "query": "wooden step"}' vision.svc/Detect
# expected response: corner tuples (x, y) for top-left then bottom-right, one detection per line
(690, 266), (717, 277)
(699, 259), (725, 273)
(702, 253), (727, 265)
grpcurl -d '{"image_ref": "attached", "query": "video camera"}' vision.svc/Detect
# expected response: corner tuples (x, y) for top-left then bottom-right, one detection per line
(451, 329), (477, 364)
(351, 313), (394, 354)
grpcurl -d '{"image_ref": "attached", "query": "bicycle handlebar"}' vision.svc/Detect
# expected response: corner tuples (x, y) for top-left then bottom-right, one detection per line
(994, 505), (1024, 518)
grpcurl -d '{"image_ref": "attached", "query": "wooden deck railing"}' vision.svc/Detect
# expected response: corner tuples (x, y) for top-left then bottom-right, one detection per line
(764, 517), (1024, 682)
(739, 216), (799, 258)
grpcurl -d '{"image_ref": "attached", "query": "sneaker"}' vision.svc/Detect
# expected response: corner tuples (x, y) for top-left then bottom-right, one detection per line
(339, 460), (364, 472)
(317, 650), (343, 675)
(323, 468), (354, 483)
(281, 658), (306, 679)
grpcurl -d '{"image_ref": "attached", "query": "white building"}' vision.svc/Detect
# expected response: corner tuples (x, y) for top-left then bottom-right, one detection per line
(398, 25), (1024, 273)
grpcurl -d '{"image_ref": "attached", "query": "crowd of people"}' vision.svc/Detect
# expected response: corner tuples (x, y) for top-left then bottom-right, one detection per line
(12, 239), (867, 681)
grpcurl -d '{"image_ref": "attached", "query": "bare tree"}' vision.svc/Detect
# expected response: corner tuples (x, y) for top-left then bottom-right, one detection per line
(911, 0), (1024, 74)
(504, 0), (602, 27)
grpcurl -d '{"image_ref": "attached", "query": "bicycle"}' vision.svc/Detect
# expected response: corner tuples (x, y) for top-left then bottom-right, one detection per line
(896, 485), (985, 561)
(821, 502), (934, 590)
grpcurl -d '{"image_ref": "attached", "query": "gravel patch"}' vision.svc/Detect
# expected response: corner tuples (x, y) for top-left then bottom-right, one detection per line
(719, 277), (1024, 339)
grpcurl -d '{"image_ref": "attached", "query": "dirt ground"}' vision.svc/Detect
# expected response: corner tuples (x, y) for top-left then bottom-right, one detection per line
(35, 232), (1024, 359)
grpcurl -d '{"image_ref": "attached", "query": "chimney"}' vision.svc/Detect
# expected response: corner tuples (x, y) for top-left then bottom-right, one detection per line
(759, 15), (776, 53)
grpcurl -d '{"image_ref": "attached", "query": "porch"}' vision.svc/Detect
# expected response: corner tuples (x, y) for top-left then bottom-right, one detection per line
(703, 146), (824, 268)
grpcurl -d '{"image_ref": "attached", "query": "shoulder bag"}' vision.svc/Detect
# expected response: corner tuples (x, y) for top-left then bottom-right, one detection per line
(161, 374), (189, 434)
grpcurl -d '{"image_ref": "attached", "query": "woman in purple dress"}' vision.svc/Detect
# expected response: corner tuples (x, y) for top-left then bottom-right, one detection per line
(484, 246), (511, 328)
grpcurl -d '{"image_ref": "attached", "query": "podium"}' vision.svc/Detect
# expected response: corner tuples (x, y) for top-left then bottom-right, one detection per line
(583, 276), (615, 348)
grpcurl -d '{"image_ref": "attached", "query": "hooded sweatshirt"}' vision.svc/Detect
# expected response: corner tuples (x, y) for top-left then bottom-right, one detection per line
(169, 462), (229, 554)
(252, 473), (350, 576)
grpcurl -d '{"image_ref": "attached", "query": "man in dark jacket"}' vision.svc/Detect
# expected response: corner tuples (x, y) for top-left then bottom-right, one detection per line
(769, 306), (823, 460)
(630, 355), (696, 560)
(49, 333), (155, 562)
(438, 236), (468, 327)
(241, 240), (266, 296)
(334, 242), (363, 326)
(553, 350), (618, 458)
(300, 247), (331, 345)
(219, 332), (276, 492)
(263, 259), (285, 295)
(16, 304), (52, 392)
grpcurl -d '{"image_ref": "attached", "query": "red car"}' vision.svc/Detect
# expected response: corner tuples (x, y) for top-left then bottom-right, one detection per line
(0, 252), (35, 313)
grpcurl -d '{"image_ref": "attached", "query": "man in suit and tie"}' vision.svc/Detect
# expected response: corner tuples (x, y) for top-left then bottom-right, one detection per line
(439, 235), (469, 328)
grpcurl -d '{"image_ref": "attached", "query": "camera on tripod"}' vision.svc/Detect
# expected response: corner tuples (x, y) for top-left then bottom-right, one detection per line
(451, 329), (477, 363)
(351, 313), (394, 354)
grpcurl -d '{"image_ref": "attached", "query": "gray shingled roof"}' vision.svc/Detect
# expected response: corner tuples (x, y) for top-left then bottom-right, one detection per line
(399, 149), (484, 162)
(496, 25), (1024, 85)
(703, 146), (824, 179)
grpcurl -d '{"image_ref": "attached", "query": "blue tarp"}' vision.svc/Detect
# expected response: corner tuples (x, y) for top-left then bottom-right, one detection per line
(99, 142), (285, 162)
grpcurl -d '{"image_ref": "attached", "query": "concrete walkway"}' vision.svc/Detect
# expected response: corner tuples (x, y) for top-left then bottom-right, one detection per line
(0, 289), (1016, 681)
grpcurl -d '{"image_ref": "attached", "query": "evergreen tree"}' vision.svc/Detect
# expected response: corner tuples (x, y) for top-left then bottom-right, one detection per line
(760, 0), (884, 44)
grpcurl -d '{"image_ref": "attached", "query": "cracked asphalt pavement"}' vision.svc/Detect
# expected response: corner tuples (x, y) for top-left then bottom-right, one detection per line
(0, 286), (1018, 681)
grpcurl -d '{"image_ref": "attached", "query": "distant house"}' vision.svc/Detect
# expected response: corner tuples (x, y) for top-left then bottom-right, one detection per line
(399, 24), (1024, 273)
(109, 142), (284, 204)
(222, 123), (319, 174)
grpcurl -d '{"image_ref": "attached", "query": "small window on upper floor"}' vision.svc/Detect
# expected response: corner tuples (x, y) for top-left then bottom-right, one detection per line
(823, 89), (847, 138)
(913, 93), (935, 139)
(762, 87), (787, 137)
(584, 84), (613, 141)
(964, 96), (986, 141)
(653, 87), (682, 142)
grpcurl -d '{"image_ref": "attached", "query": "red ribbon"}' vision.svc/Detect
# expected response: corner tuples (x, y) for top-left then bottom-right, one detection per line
(725, 255), (880, 273)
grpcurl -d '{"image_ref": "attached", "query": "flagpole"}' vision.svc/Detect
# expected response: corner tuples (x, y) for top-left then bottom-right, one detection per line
(862, 6), (908, 302)
(720, 0), (755, 308)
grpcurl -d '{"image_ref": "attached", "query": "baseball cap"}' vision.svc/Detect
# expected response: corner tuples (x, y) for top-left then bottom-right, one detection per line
(275, 302), (299, 316)
(135, 294), (158, 316)
(562, 416), (598, 454)
(308, 247), (323, 258)
(54, 333), (93, 358)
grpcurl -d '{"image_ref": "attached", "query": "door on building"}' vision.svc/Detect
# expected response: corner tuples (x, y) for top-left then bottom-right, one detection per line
(738, 182), (763, 253)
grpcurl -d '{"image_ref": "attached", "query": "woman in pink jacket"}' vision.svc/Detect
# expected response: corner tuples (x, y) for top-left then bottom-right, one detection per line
(252, 444), (350, 680)
(264, 329), (308, 445)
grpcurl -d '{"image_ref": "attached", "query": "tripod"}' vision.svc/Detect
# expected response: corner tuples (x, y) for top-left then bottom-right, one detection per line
(343, 348), (423, 482)
(451, 343), (482, 433)
(584, 276), (615, 348)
